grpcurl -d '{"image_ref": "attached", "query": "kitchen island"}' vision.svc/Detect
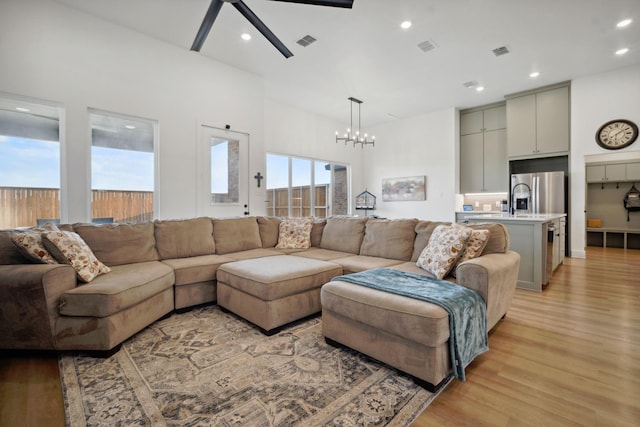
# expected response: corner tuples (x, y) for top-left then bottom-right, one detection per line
(464, 213), (566, 291)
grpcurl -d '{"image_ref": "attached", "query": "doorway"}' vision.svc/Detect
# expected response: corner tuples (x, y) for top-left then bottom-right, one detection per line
(197, 125), (249, 218)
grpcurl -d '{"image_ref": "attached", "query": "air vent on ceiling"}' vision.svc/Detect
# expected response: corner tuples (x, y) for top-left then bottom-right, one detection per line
(492, 46), (510, 56)
(417, 39), (437, 53)
(296, 35), (317, 47)
(463, 80), (479, 89)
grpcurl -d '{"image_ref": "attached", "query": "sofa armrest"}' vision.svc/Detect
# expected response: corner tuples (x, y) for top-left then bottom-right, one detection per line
(0, 264), (77, 350)
(455, 250), (520, 330)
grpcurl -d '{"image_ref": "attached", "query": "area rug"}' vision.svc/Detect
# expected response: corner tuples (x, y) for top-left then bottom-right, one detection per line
(59, 305), (449, 426)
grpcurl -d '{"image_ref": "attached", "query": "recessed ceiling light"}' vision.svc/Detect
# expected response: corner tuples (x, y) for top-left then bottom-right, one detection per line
(400, 21), (412, 29)
(616, 47), (629, 55)
(476, 86), (485, 92)
(529, 71), (540, 78)
(617, 18), (632, 28)
(241, 33), (251, 41)
(125, 125), (136, 130)
(15, 107), (30, 112)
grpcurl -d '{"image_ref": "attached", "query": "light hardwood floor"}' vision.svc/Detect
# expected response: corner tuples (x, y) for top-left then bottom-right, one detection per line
(1, 247), (638, 427)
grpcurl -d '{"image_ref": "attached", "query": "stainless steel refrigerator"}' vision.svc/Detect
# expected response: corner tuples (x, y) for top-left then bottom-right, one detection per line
(511, 171), (565, 215)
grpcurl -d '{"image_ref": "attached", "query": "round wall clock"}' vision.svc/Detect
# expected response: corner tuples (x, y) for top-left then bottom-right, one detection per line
(595, 119), (638, 150)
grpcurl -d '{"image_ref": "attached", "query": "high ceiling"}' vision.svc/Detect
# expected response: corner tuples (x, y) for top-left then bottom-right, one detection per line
(54, 0), (640, 128)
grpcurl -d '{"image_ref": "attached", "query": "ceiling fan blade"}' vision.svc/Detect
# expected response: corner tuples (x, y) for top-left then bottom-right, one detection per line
(191, 0), (224, 52)
(232, 0), (294, 58)
(268, 0), (354, 8)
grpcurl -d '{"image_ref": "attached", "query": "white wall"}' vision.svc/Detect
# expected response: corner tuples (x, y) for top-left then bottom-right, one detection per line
(0, 0), (266, 221)
(263, 99), (365, 213)
(570, 63), (640, 257)
(361, 108), (458, 221)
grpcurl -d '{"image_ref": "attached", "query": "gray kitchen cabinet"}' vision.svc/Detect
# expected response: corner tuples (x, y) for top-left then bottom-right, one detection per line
(460, 105), (508, 193)
(587, 163), (628, 183)
(626, 162), (640, 181)
(507, 85), (570, 158)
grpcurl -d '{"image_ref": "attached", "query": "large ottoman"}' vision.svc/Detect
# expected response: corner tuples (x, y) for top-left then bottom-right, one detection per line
(217, 255), (343, 333)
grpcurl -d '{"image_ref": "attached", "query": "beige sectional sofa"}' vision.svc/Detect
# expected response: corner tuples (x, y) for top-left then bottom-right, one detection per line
(0, 215), (519, 387)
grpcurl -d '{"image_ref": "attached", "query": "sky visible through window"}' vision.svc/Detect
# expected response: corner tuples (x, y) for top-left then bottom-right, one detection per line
(266, 153), (331, 189)
(0, 135), (60, 188)
(0, 135), (153, 191)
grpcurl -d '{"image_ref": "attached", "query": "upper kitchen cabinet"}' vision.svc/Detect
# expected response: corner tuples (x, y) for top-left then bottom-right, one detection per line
(460, 104), (508, 193)
(587, 162), (640, 183)
(506, 84), (570, 159)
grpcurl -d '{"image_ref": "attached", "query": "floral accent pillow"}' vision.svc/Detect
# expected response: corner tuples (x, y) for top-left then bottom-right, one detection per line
(451, 229), (490, 277)
(41, 231), (111, 283)
(11, 222), (60, 264)
(276, 217), (314, 249)
(416, 224), (472, 279)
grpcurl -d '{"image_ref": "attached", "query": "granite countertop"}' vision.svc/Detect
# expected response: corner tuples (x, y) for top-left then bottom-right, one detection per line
(465, 213), (566, 222)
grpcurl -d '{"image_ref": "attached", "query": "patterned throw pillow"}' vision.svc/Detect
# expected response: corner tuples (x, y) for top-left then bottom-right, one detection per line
(451, 229), (490, 277)
(11, 222), (60, 264)
(41, 230), (111, 282)
(275, 217), (314, 249)
(416, 224), (472, 279)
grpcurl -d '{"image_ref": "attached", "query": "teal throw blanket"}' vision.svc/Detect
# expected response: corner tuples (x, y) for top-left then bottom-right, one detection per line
(331, 268), (488, 381)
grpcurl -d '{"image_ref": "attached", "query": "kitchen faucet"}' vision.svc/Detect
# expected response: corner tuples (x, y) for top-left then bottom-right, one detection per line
(511, 182), (532, 215)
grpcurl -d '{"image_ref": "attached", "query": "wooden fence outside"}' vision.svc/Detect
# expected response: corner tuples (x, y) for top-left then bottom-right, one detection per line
(0, 187), (153, 228)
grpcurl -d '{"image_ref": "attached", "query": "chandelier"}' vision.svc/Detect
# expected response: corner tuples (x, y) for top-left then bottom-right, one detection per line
(335, 97), (375, 148)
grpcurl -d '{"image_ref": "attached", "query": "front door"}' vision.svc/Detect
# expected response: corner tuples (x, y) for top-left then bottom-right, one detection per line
(197, 125), (249, 218)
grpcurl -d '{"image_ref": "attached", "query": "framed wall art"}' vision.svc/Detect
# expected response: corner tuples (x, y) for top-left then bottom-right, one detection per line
(381, 175), (426, 201)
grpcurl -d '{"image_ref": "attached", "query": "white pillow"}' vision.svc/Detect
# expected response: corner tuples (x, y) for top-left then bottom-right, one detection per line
(42, 230), (111, 282)
(275, 217), (314, 249)
(416, 224), (472, 279)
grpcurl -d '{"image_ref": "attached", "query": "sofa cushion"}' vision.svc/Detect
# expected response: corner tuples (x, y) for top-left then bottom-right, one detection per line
(276, 217), (313, 249)
(466, 222), (510, 255)
(411, 220), (450, 262)
(213, 217), (262, 255)
(161, 254), (234, 286)
(74, 222), (159, 266)
(416, 225), (471, 279)
(330, 255), (404, 274)
(290, 247), (355, 261)
(320, 217), (367, 254)
(321, 280), (449, 347)
(0, 231), (30, 265)
(10, 222), (60, 264)
(310, 218), (326, 247)
(359, 218), (417, 261)
(222, 248), (284, 261)
(154, 217), (215, 260)
(59, 261), (174, 317)
(257, 216), (281, 248)
(42, 231), (111, 282)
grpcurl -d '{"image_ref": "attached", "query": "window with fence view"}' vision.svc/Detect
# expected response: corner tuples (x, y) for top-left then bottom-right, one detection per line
(0, 99), (157, 229)
(265, 154), (349, 217)
(0, 96), (61, 229)
(90, 110), (156, 224)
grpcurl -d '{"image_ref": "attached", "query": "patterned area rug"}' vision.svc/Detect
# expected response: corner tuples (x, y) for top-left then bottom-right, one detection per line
(60, 306), (449, 426)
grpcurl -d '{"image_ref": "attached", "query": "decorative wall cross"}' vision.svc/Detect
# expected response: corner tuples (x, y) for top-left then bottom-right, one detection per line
(254, 172), (264, 188)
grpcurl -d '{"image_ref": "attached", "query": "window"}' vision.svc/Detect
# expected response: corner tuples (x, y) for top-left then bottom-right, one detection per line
(266, 153), (349, 217)
(90, 110), (156, 223)
(211, 138), (239, 204)
(0, 96), (61, 228)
